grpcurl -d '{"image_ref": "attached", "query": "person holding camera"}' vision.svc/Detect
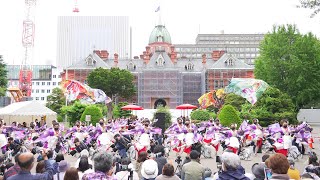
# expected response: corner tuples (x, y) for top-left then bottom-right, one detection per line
(7, 149), (56, 180)
(115, 158), (139, 180)
(70, 138), (88, 156)
(181, 150), (205, 180)
(153, 145), (167, 176)
(114, 134), (130, 158)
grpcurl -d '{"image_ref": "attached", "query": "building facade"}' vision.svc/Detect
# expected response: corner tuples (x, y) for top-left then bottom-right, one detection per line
(56, 16), (130, 68)
(6, 65), (62, 103)
(61, 24), (257, 109)
(175, 33), (264, 65)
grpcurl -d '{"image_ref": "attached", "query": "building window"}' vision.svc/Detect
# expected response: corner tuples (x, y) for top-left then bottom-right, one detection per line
(225, 58), (234, 66)
(156, 56), (165, 67)
(36, 89), (39, 93)
(186, 62), (194, 70)
(36, 82), (40, 85)
(47, 82), (50, 85)
(41, 90), (45, 93)
(53, 82), (56, 86)
(42, 82), (45, 85)
(58, 75), (61, 78)
(53, 75), (56, 78)
(32, 82), (34, 85)
(47, 89), (50, 93)
(127, 62), (136, 70)
(41, 97), (45, 101)
(32, 90), (34, 93)
(36, 97), (39, 100)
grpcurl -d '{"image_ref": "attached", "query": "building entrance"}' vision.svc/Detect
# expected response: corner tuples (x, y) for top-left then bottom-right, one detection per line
(154, 99), (167, 109)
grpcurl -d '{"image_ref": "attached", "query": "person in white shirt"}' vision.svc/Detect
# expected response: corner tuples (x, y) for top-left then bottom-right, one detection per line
(77, 155), (94, 179)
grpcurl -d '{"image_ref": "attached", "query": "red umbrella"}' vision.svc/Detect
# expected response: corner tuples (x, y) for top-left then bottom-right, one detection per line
(176, 104), (197, 110)
(121, 104), (144, 110)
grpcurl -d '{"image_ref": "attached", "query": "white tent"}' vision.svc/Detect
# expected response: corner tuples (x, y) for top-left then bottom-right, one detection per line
(0, 101), (57, 126)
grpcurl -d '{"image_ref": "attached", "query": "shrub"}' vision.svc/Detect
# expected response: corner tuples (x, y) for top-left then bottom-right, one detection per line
(61, 101), (88, 126)
(152, 106), (172, 129)
(218, 105), (241, 126)
(190, 110), (210, 121)
(80, 105), (103, 125)
(112, 102), (132, 118)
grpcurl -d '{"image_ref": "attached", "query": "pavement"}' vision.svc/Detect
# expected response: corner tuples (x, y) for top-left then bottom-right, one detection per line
(31, 126), (320, 176)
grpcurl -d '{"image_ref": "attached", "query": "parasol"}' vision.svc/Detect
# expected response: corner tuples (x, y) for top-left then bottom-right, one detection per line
(121, 105), (144, 110)
(176, 104), (197, 110)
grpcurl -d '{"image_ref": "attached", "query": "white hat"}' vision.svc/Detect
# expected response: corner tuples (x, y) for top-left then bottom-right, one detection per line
(141, 159), (158, 179)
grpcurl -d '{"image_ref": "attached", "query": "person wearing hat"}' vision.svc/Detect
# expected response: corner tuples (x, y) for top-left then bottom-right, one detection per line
(287, 158), (300, 180)
(53, 160), (69, 180)
(181, 150), (205, 180)
(140, 159), (159, 180)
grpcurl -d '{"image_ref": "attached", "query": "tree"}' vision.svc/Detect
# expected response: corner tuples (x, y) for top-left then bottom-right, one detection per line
(80, 105), (103, 125)
(46, 87), (66, 115)
(0, 55), (8, 96)
(190, 110), (210, 122)
(61, 101), (88, 125)
(298, 0), (320, 17)
(224, 93), (246, 111)
(152, 106), (172, 129)
(113, 102), (132, 118)
(87, 68), (136, 101)
(87, 68), (136, 117)
(254, 25), (320, 108)
(218, 105), (241, 127)
(239, 87), (297, 126)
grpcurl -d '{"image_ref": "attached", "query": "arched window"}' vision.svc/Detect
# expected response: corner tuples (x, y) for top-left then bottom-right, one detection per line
(186, 62), (194, 70)
(156, 57), (164, 66)
(127, 62), (135, 70)
(225, 58), (234, 66)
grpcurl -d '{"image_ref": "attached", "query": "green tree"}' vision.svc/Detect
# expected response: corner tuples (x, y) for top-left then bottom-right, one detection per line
(61, 101), (88, 125)
(80, 105), (103, 125)
(112, 102), (132, 118)
(0, 55), (8, 96)
(46, 87), (66, 115)
(255, 25), (320, 108)
(298, 0), (320, 17)
(190, 110), (210, 122)
(152, 106), (172, 129)
(218, 105), (241, 127)
(239, 87), (297, 126)
(87, 68), (136, 117)
(224, 93), (246, 111)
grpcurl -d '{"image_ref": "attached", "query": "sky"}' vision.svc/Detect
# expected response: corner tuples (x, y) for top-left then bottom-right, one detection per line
(0, 0), (319, 65)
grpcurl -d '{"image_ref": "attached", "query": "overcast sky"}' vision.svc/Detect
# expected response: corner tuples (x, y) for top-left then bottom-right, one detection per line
(0, 0), (319, 65)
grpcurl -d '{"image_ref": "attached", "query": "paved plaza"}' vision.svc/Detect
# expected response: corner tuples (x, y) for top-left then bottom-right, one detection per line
(31, 126), (319, 176)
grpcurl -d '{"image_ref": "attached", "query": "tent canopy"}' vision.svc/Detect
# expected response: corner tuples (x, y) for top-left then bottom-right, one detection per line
(0, 101), (57, 116)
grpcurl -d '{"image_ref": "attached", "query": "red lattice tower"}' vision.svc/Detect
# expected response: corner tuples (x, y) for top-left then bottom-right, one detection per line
(20, 0), (36, 97)
(73, 0), (80, 13)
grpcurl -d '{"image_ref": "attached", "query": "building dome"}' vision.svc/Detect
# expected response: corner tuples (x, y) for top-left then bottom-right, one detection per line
(149, 25), (172, 44)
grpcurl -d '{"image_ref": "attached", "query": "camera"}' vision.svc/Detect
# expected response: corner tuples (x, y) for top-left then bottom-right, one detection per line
(175, 156), (182, 164)
(149, 152), (162, 159)
(216, 156), (222, 171)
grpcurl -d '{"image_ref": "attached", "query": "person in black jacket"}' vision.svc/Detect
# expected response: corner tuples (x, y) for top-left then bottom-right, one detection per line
(70, 138), (88, 156)
(113, 134), (129, 158)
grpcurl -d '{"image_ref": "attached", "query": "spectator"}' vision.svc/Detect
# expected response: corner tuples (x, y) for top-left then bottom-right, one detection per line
(114, 134), (129, 158)
(35, 161), (45, 173)
(115, 158), (139, 180)
(55, 154), (65, 163)
(251, 163), (265, 180)
(70, 138), (87, 156)
(287, 158), (300, 180)
(307, 152), (319, 167)
(155, 163), (180, 180)
(82, 151), (115, 180)
(7, 150), (55, 180)
(134, 151), (148, 180)
(181, 150), (205, 180)
(74, 150), (93, 169)
(216, 152), (249, 180)
(4, 154), (20, 180)
(64, 167), (79, 180)
(140, 159), (159, 180)
(77, 156), (94, 180)
(265, 153), (290, 180)
(153, 145), (167, 175)
(54, 160), (69, 180)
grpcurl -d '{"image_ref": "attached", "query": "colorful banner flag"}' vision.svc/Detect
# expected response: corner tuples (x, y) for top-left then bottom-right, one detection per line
(198, 89), (225, 109)
(224, 78), (269, 105)
(61, 80), (112, 104)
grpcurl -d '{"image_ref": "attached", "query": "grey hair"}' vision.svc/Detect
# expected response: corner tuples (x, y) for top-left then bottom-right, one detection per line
(93, 151), (113, 173)
(221, 152), (241, 170)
